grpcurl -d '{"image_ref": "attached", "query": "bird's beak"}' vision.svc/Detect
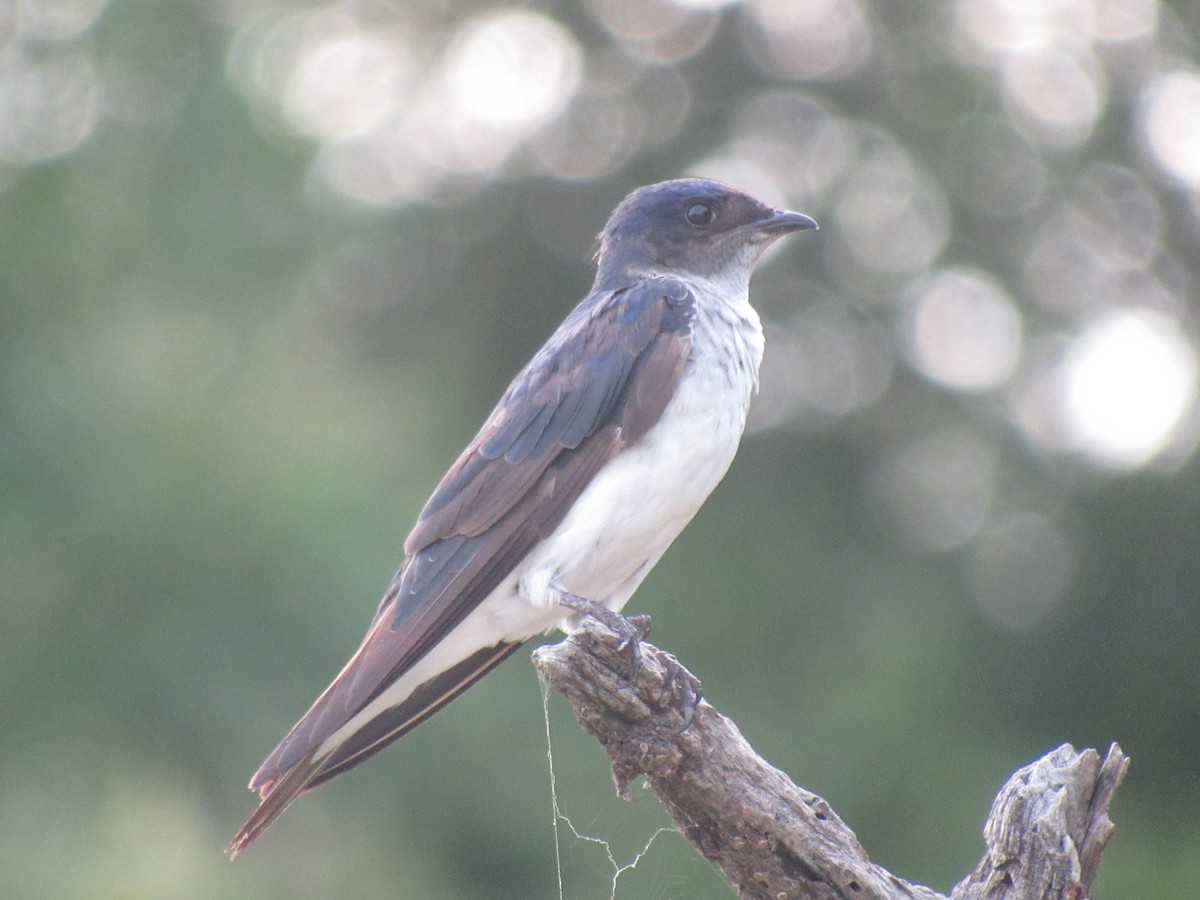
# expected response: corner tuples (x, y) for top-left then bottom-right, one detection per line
(756, 209), (819, 234)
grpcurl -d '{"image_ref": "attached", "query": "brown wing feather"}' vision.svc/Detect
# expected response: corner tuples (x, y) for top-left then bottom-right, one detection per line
(247, 427), (625, 793)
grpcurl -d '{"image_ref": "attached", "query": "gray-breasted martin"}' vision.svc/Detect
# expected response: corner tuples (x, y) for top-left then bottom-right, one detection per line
(229, 178), (817, 857)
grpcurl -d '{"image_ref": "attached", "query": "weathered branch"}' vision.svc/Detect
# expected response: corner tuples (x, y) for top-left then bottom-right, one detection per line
(951, 742), (1128, 900)
(532, 619), (1128, 900)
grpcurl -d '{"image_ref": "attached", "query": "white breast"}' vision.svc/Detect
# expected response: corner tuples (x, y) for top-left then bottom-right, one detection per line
(517, 283), (765, 622)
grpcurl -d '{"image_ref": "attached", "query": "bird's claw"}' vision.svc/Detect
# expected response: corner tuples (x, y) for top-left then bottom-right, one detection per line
(614, 614), (651, 679)
(557, 592), (649, 680)
(619, 614), (652, 649)
(661, 654), (703, 730)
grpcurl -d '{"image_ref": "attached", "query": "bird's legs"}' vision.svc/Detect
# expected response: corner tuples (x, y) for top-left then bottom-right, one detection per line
(554, 591), (699, 728)
(555, 590), (650, 676)
(661, 653), (703, 729)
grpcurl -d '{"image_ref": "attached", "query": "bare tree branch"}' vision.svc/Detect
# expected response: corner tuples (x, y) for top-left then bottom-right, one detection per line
(532, 619), (1128, 900)
(951, 742), (1128, 900)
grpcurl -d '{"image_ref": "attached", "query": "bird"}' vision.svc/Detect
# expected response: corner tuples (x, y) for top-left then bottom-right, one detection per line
(228, 178), (817, 857)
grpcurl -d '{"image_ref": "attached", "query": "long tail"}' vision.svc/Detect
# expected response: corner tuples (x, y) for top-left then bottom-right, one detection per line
(227, 755), (324, 860)
(227, 641), (521, 859)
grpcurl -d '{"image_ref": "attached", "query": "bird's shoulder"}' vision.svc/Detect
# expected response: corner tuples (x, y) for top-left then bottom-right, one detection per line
(403, 277), (697, 556)
(474, 275), (697, 462)
(534, 275), (696, 371)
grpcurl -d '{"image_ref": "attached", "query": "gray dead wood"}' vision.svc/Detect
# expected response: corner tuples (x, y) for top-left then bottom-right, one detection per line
(532, 619), (1128, 900)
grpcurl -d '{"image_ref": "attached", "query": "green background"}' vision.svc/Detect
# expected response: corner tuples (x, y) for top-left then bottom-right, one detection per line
(3, 1), (1199, 897)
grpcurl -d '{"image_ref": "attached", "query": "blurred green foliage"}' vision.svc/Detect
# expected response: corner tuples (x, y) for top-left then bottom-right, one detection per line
(3, 1), (1199, 897)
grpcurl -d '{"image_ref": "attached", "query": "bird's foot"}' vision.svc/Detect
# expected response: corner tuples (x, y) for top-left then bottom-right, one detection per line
(557, 591), (649, 678)
(661, 653), (703, 730)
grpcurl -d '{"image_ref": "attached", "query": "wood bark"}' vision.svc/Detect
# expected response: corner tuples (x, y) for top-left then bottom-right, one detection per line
(532, 619), (1128, 900)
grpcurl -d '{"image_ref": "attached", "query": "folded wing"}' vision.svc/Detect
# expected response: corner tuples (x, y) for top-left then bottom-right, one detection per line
(229, 278), (695, 856)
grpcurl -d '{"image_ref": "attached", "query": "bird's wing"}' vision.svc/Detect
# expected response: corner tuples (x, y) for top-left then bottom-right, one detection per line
(229, 278), (695, 855)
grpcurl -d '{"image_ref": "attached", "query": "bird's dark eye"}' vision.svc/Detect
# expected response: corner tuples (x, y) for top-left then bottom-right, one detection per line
(685, 203), (715, 227)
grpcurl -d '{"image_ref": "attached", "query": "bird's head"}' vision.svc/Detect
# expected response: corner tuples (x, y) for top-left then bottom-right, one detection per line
(594, 178), (817, 288)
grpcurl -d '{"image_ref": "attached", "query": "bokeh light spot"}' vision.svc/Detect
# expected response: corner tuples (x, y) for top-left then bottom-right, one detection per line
(730, 89), (854, 204)
(742, 0), (873, 82)
(970, 512), (1073, 629)
(228, 6), (584, 203)
(956, 0), (1091, 63)
(0, 49), (100, 163)
(1003, 49), (1103, 147)
(751, 311), (892, 432)
(1060, 310), (1199, 469)
(1068, 164), (1161, 271)
(905, 268), (1022, 393)
(666, 0), (738, 9)
(1092, 0), (1158, 44)
(17, 0), (109, 41)
(1139, 70), (1200, 189)
(586, 0), (691, 39)
(443, 11), (581, 131)
(877, 428), (997, 552)
(283, 32), (410, 141)
(532, 93), (639, 181)
(832, 139), (950, 278)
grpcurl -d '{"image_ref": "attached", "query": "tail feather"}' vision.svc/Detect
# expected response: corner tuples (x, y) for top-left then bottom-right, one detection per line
(307, 641), (520, 790)
(228, 640), (522, 858)
(227, 754), (324, 860)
